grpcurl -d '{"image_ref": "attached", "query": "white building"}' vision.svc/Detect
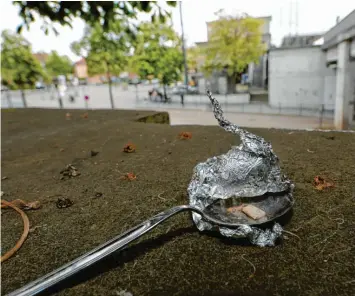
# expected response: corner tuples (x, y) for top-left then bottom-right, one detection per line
(269, 10), (355, 129)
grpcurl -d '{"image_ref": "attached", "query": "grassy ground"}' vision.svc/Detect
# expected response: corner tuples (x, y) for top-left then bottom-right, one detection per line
(1, 108), (355, 296)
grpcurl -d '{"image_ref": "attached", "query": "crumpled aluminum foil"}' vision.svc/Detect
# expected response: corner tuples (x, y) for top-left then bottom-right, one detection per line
(187, 91), (294, 247)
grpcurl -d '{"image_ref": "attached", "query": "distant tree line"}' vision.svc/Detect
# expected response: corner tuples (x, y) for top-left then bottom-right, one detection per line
(1, 30), (74, 90)
(2, 2), (266, 95)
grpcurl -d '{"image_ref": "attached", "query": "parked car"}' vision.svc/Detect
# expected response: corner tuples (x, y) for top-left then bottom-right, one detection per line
(129, 78), (140, 85)
(79, 79), (88, 85)
(171, 85), (198, 95)
(35, 81), (45, 89)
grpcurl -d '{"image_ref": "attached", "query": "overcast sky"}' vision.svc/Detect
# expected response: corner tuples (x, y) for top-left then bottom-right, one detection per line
(1, 0), (354, 62)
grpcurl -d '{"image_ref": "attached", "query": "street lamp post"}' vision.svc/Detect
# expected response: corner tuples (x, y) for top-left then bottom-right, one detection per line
(179, 1), (189, 86)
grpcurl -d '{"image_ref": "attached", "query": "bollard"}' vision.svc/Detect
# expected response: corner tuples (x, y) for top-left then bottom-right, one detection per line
(58, 97), (63, 109)
(20, 90), (27, 108)
(180, 93), (184, 106)
(6, 91), (13, 108)
(319, 104), (324, 128)
(135, 84), (138, 101)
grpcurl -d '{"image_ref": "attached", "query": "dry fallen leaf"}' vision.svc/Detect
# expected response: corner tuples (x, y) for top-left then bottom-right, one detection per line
(178, 132), (192, 140)
(120, 173), (137, 181)
(65, 113), (71, 119)
(56, 197), (73, 209)
(313, 176), (334, 190)
(123, 143), (136, 153)
(81, 113), (88, 119)
(60, 164), (80, 180)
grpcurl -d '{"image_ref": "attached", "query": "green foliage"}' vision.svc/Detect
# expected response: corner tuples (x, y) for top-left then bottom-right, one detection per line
(71, 21), (129, 77)
(1, 30), (46, 89)
(13, 1), (177, 35)
(203, 10), (266, 77)
(45, 50), (73, 77)
(131, 21), (183, 86)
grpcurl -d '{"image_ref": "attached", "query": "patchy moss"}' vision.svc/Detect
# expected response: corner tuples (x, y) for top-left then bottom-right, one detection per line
(136, 112), (170, 124)
(1, 109), (355, 296)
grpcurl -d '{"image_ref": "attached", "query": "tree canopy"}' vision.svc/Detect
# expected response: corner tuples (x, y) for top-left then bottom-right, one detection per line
(45, 51), (73, 77)
(71, 21), (132, 108)
(71, 22), (129, 78)
(203, 10), (266, 78)
(1, 30), (46, 89)
(131, 21), (183, 88)
(186, 46), (201, 73)
(13, 1), (177, 35)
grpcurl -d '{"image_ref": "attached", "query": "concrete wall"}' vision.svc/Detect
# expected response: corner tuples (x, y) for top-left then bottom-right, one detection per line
(323, 10), (355, 47)
(326, 39), (355, 63)
(348, 60), (355, 122)
(351, 39), (355, 57)
(269, 46), (336, 109)
(326, 46), (338, 63)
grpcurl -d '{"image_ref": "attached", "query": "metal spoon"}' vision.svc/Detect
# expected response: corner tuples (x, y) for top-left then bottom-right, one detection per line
(7, 198), (291, 296)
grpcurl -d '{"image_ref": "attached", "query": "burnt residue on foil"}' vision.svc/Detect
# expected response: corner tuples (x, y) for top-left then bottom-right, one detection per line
(187, 91), (294, 247)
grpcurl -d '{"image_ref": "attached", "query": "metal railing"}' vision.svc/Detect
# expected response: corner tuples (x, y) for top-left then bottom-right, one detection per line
(1, 84), (338, 129)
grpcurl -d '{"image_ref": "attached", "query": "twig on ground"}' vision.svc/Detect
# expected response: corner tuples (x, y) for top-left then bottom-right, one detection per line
(241, 254), (256, 279)
(292, 205), (346, 232)
(282, 230), (301, 240)
(331, 215), (345, 226)
(1, 200), (30, 262)
(324, 247), (353, 261)
(157, 192), (167, 201)
(100, 136), (114, 151)
(311, 230), (338, 249)
(292, 214), (323, 232)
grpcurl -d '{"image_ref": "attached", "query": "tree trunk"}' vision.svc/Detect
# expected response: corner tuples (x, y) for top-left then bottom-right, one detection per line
(163, 84), (168, 102)
(57, 88), (63, 109)
(106, 62), (114, 109)
(108, 74), (114, 109)
(227, 73), (238, 94)
(21, 89), (27, 108)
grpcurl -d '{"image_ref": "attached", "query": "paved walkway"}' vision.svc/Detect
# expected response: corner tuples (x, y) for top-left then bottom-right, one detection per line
(1, 85), (334, 130)
(165, 109), (333, 129)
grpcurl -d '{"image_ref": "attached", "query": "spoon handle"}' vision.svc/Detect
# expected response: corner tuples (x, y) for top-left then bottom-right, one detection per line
(8, 205), (199, 296)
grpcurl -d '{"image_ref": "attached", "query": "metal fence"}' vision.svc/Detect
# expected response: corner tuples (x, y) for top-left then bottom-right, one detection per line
(1, 84), (336, 127)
